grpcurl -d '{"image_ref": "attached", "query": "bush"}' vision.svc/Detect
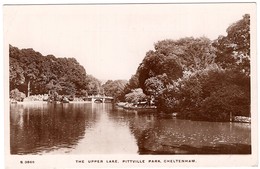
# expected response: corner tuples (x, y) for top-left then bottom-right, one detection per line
(23, 94), (46, 101)
(125, 88), (147, 104)
(158, 69), (250, 121)
(177, 69), (250, 121)
(10, 88), (26, 102)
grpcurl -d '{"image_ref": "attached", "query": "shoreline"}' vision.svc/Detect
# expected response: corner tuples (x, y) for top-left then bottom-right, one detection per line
(11, 100), (93, 104)
(10, 101), (251, 123)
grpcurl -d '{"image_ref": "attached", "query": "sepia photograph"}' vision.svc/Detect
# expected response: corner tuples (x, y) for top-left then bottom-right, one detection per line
(3, 2), (257, 168)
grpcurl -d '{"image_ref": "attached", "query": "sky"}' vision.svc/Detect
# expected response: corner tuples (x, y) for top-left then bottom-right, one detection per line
(4, 3), (255, 81)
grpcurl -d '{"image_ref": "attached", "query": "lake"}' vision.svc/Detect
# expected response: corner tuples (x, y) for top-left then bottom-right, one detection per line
(10, 102), (251, 155)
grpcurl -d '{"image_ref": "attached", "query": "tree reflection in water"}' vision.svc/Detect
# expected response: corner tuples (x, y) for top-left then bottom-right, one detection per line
(10, 103), (99, 154)
(126, 113), (251, 154)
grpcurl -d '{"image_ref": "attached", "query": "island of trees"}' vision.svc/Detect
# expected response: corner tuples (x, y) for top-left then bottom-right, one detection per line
(10, 14), (250, 122)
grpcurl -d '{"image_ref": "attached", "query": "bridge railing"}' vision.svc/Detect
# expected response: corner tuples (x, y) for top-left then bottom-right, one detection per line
(87, 95), (113, 99)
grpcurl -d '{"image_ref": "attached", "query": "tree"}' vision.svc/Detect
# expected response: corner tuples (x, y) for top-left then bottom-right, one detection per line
(175, 68), (250, 121)
(10, 88), (26, 102)
(199, 84), (250, 121)
(137, 37), (216, 93)
(9, 46), (41, 96)
(128, 74), (139, 89)
(86, 75), (101, 95)
(102, 80), (128, 101)
(213, 14), (250, 74)
(125, 88), (147, 104)
(9, 45), (89, 97)
(135, 37), (216, 112)
(137, 50), (183, 90)
(154, 37), (216, 73)
(9, 57), (25, 90)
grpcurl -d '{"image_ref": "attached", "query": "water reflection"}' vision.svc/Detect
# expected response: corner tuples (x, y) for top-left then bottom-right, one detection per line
(10, 103), (251, 155)
(69, 103), (138, 154)
(10, 103), (99, 154)
(127, 116), (251, 154)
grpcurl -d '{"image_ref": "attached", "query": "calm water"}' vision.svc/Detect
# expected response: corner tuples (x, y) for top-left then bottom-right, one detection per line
(10, 103), (251, 155)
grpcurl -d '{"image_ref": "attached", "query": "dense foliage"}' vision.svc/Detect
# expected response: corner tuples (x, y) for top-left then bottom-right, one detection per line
(213, 14), (250, 74)
(102, 80), (128, 101)
(123, 14), (250, 121)
(10, 88), (26, 102)
(9, 45), (90, 97)
(125, 88), (147, 104)
(174, 68), (250, 121)
(85, 75), (102, 96)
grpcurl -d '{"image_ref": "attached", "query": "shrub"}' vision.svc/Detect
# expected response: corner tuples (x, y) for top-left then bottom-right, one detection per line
(10, 88), (26, 102)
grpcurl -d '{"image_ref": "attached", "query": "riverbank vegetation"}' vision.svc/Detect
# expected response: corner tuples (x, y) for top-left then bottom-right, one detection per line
(121, 14), (250, 121)
(9, 44), (105, 102)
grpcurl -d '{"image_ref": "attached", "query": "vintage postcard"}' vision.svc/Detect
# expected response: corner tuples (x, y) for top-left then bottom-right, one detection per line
(3, 2), (257, 168)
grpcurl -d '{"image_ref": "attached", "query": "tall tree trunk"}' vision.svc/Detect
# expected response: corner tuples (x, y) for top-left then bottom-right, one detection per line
(27, 80), (30, 97)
